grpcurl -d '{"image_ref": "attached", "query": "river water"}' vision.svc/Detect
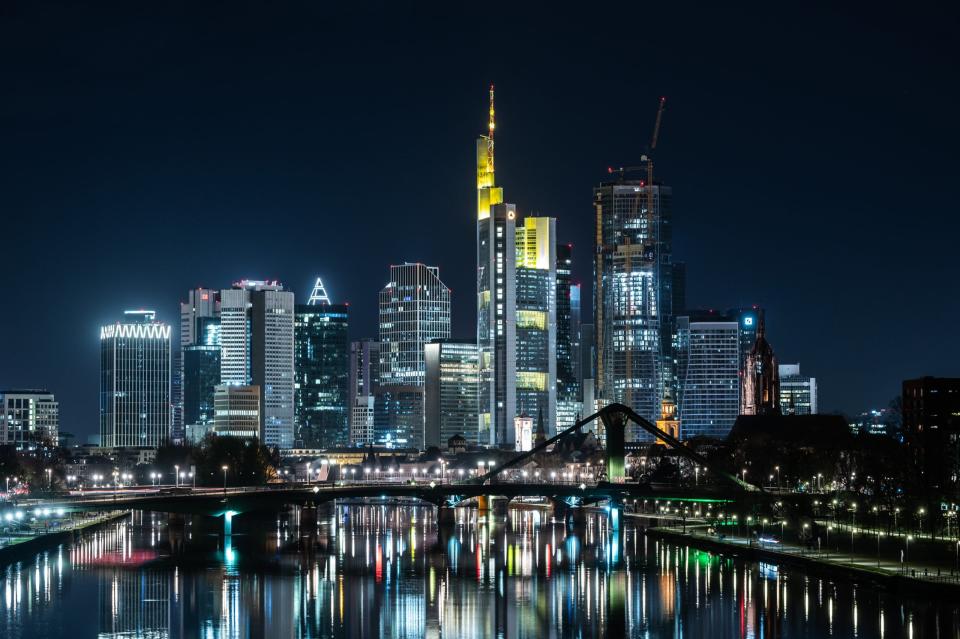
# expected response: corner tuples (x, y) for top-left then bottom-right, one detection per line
(1, 505), (957, 638)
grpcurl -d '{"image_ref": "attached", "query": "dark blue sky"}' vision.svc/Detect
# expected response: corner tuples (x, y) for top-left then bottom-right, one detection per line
(2, 2), (958, 438)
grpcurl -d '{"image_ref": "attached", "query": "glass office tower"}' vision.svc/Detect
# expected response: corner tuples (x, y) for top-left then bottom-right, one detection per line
(594, 179), (674, 440)
(377, 263), (451, 449)
(676, 314), (740, 439)
(100, 310), (171, 448)
(294, 302), (349, 448)
(515, 216), (557, 437)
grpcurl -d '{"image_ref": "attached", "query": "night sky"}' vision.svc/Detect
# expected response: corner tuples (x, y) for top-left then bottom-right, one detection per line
(2, 2), (958, 439)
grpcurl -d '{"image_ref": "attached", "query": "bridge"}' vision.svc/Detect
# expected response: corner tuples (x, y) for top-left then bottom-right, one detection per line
(20, 404), (784, 527)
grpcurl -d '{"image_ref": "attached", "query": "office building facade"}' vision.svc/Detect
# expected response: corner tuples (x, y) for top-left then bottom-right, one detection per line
(476, 87), (518, 449)
(0, 390), (59, 450)
(182, 317), (220, 444)
(349, 339), (379, 446)
(594, 178), (675, 439)
(213, 384), (260, 438)
(676, 315), (740, 439)
(515, 216), (557, 437)
(425, 340), (480, 448)
(778, 364), (818, 415)
(220, 280), (295, 448)
(556, 243), (580, 430)
(176, 288), (220, 441)
(294, 302), (349, 448)
(100, 310), (172, 448)
(902, 376), (960, 494)
(378, 263), (451, 448)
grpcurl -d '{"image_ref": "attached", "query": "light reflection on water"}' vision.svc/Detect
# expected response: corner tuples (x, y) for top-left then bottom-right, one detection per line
(0, 505), (957, 638)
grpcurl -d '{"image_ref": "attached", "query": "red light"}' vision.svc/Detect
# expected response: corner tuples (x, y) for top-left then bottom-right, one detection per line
(201, 293), (209, 301)
(607, 167), (613, 174)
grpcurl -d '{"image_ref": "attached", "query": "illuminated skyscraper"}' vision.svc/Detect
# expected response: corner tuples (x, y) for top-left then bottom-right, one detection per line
(594, 177), (675, 439)
(349, 339), (379, 446)
(377, 263), (451, 448)
(515, 216), (557, 436)
(100, 310), (172, 448)
(476, 85), (517, 448)
(676, 313), (740, 439)
(176, 288), (219, 441)
(425, 340), (480, 448)
(557, 243), (581, 430)
(294, 299), (349, 448)
(182, 316), (220, 443)
(219, 280), (295, 448)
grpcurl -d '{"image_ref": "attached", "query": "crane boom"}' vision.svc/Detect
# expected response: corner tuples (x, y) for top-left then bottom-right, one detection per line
(650, 96), (666, 151)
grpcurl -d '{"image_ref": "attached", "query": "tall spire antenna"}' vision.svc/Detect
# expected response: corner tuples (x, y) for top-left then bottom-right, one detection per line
(488, 83), (496, 140)
(307, 277), (331, 305)
(486, 84), (496, 175)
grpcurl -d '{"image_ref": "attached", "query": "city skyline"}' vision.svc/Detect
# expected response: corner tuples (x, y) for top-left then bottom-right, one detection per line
(3, 3), (959, 437)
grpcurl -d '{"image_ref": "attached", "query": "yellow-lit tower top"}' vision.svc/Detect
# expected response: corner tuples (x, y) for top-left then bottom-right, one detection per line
(476, 83), (503, 220)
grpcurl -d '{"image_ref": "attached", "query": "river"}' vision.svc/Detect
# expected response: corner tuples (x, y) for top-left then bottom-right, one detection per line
(1, 504), (957, 637)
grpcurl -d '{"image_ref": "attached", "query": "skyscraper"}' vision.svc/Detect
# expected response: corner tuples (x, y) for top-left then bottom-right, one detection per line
(676, 313), (740, 439)
(377, 263), (451, 448)
(349, 339), (379, 446)
(182, 316), (220, 443)
(177, 288), (220, 441)
(778, 364), (818, 415)
(425, 339), (480, 448)
(294, 288), (349, 449)
(0, 390), (58, 450)
(478, 201), (517, 448)
(100, 310), (172, 448)
(741, 312), (780, 416)
(594, 175), (674, 438)
(475, 87), (519, 448)
(556, 243), (581, 430)
(219, 280), (295, 448)
(515, 216), (557, 437)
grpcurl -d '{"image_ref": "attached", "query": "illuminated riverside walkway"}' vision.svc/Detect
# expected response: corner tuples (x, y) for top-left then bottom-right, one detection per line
(651, 524), (960, 589)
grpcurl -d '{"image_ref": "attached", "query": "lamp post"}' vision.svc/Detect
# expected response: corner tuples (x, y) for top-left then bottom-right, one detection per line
(775, 466), (781, 491)
(174, 465), (180, 488)
(877, 529), (882, 568)
(222, 466), (228, 494)
(850, 503), (858, 564)
(46, 468), (52, 491)
(905, 535), (913, 574)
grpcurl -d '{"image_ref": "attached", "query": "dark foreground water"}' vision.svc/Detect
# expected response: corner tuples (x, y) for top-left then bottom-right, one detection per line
(1, 505), (958, 638)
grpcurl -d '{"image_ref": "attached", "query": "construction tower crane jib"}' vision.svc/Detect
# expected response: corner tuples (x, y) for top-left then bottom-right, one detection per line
(307, 277), (331, 305)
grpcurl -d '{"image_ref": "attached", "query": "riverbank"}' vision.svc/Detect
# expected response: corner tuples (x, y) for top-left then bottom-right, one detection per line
(644, 524), (960, 599)
(0, 511), (130, 566)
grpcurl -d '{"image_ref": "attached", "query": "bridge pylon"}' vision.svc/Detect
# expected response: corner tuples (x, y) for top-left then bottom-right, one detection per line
(600, 408), (628, 482)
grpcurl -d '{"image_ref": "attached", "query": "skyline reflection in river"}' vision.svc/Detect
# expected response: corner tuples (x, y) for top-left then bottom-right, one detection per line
(1, 504), (957, 638)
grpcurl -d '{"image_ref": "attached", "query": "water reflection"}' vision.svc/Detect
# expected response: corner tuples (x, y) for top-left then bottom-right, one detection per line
(0, 505), (957, 638)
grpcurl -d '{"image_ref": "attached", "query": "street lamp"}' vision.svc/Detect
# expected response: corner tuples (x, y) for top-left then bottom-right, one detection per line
(222, 466), (228, 493)
(46, 468), (52, 491)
